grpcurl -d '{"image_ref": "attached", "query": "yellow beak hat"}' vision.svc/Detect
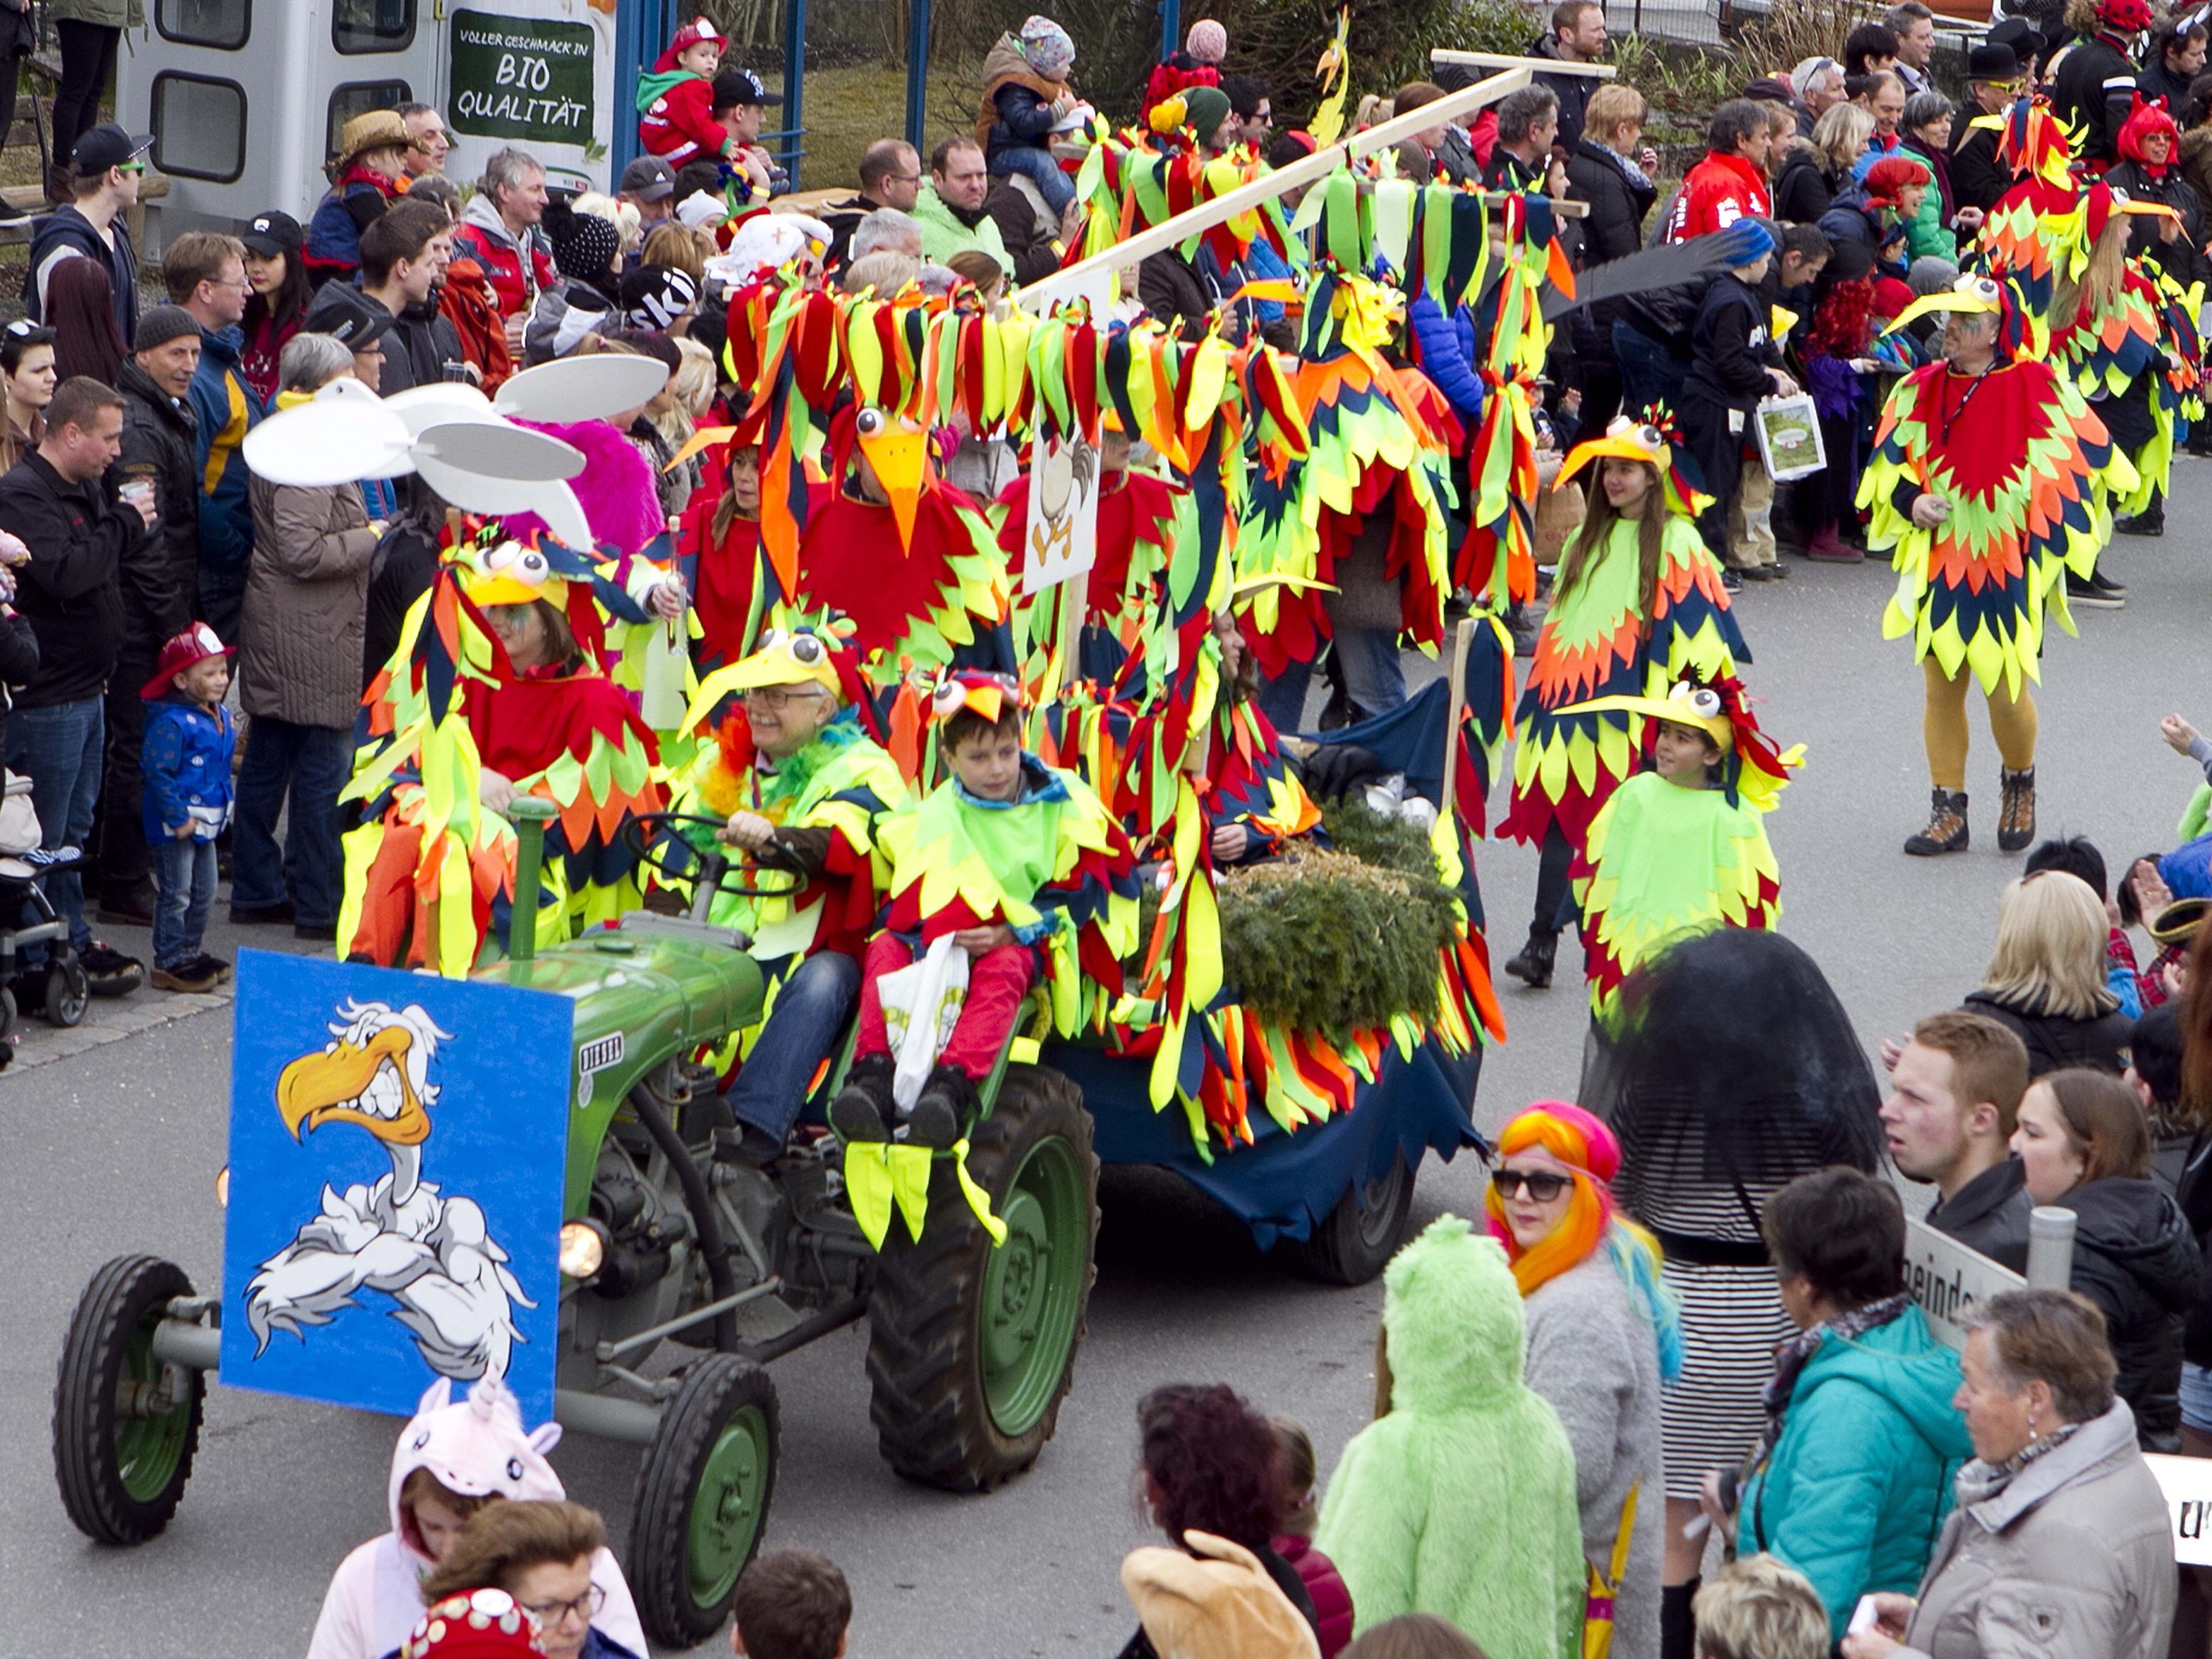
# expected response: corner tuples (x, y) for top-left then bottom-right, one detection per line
(1554, 411), (1709, 519)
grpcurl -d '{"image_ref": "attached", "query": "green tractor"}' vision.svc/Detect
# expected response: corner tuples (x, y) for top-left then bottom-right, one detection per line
(52, 801), (1102, 1648)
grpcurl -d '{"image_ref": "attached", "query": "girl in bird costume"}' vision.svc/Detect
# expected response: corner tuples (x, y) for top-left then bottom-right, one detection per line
(1857, 273), (2127, 859)
(1563, 676), (1802, 1026)
(339, 534), (664, 975)
(674, 416), (768, 674)
(830, 671), (1140, 1149)
(666, 620), (912, 1164)
(1496, 413), (1749, 994)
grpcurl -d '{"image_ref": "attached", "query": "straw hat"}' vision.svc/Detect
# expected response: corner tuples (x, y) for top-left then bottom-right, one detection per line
(335, 109), (413, 172)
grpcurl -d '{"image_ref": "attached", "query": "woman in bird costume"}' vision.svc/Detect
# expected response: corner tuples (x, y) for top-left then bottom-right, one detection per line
(1563, 676), (1801, 1026)
(666, 620), (912, 1164)
(1496, 413), (1748, 993)
(339, 532), (664, 975)
(1857, 272), (2127, 858)
(830, 671), (1140, 1149)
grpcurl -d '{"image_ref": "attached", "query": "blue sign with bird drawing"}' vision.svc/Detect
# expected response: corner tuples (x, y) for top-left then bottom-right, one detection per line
(220, 952), (572, 1422)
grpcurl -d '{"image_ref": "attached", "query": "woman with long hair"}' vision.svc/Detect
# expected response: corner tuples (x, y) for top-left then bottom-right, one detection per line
(239, 211), (313, 405)
(1486, 1102), (1681, 1659)
(45, 255), (126, 386)
(1496, 417), (1748, 989)
(0, 321), (57, 473)
(1963, 871), (2132, 1074)
(2051, 196), (2179, 546)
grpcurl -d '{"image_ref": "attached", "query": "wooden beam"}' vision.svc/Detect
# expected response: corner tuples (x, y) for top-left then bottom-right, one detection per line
(1430, 49), (1617, 80)
(1017, 65), (1532, 313)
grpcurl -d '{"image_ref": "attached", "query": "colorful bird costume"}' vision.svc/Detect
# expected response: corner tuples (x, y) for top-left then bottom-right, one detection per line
(1564, 677), (1801, 1024)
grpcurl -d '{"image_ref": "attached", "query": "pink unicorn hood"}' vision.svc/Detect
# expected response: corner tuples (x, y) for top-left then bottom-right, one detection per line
(388, 1376), (565, 1566)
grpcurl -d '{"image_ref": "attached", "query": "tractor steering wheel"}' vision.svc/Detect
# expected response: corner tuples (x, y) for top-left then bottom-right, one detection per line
(625, 812), (791, 900)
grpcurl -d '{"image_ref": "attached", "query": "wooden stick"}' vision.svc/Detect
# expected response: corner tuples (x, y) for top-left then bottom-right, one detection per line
(1430, 49), (1618, 80)
(1438, 616), (1478, 827)
(1018, 65), (1533, 312)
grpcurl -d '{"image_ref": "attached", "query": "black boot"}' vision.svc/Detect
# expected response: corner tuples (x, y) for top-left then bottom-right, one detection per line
(1503, 927), (1559, 988)
(905, 1063), (975, 1149)
(828, 1052), (896, 1142)
(1998, 766), (2037, 854)
(1661, 1579), (1701, 1659)
(1904, 789), (1970, 856)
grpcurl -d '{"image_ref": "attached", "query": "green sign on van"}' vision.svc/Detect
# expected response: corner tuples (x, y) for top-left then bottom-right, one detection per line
(449, 7), (597, 149)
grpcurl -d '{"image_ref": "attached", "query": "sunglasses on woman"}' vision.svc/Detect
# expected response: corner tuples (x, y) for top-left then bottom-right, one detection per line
(1491, 1168), (1572, 1202)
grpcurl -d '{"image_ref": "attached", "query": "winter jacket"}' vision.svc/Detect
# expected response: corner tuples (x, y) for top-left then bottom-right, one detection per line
(304, 165), (405, 284)
(363, 519), (440, 691)
(2053, 31), (2142, 163)
(241, 474), (379, 729)
(1313, 1217), (1586, 1659)
(1898, 1398), (2176, 1659)
(1738, 1303), (1972, 1639)
(305, 1377), (647, 1659)
(2056, 1177), (2202, 1450)
(1666, 150), (1771, 241)
(1432, 122), (1483, 186)
(1272, 1536), (1353, 1659)
(186, 326), (264, 585)
(1771, 144), (1837, 226)
(0, 605), (38, 758)
(24, 203), (139, 342)
(1141, 53), (1218, 122)
(1485, 146), (1548, 192)
(1522, 1252), (1667, 1659)
(1406, 296), (1486, 429)
(238, 299), (304, 407)
(438, 255), (515, 390)
(49, 0), (141, 23)
(1950, 114), (2011, 216)
(108, 359), (199, 655)
(304, 282), (465, 395)
(1567, 138), (1658, 335)
(1617, 270), (1714, 366)
(1683, 272), (1778, 411)
(452, 193), (556, 319)
(984, 176), (1063, 287)
(1960, 987), (2131, 1076)
(0, 451), (137, 707)
(1898, 133), (1959, 260)
(974, 33), (1067, 164)
(1821, 187), (1911, 279)
(1529, 31), (1596, 155)
(913, 185), (1014, 278)
(1140, 246), (1220, 341)
(2103, 158), (2211, 293)
(138, 694), (234, 842)
(636, 70), (729, 170)
(520, 277), (614, 368)
(1924, 1157), (2034, 1274)
(2140, 58), (2196, 113)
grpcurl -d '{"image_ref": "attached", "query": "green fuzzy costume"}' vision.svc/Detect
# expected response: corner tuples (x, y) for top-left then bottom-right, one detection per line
(1314, 1216), (1587, 1659)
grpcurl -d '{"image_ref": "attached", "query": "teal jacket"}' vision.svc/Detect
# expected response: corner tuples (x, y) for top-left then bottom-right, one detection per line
(1738, 1303), (1971, 1639)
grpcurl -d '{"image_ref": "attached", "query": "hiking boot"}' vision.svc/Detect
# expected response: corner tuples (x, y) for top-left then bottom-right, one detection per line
(904, 1064), (975, 1149)
(1998, 767), (2037, 854)
(1904, 789), (1970, 856)
(81, 942), (144, 997)
(1503, 927), (1559, 989)
(828, 1052), (896, 1142)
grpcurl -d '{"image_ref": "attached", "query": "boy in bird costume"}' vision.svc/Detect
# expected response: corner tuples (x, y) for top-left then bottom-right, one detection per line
(1563, 676), (1801, 1025)
(830, 672), (1139, 1148)
(668, 621), (911, 1164)
(1496, 413), (1749, 992)
(1858, 273), (2126, 857)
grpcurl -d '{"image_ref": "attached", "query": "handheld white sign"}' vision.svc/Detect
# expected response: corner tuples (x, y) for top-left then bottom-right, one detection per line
(1021, 433), (1102, 596)
(1903, 1217), (2026, 1351)
(2142, 1455), (2212, 1566)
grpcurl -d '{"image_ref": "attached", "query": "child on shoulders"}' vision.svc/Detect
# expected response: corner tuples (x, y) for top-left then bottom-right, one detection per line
(637, 17), (735, 171)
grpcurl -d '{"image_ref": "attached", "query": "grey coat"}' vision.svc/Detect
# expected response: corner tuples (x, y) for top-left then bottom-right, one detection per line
(1900, 1398), (2176, 1659)
(1523, 1252), (1666, 1659)
(239, 476), (378, 728)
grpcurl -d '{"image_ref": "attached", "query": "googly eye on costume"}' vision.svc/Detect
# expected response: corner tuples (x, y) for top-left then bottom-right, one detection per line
(1639, 425), (1663, 450)
(1686, 688), (1722, 718)
(788, 633), (825, 664)
(855, 407), (886, 438)
(757, 628), (787, 649)
(931, 681), (968, 717)
(505, 1455), (524, 1480)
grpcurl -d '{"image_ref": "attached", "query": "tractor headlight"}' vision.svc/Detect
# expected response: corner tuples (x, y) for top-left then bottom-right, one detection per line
(559, 1221), (606, 1281)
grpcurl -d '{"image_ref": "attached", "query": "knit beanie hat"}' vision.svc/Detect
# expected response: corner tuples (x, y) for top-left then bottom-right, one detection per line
(1711, 217), (1776, 266)
(554, 213), (621, 280)
(1019, 15), (1076, 79)
(619, 262), (701, 330)
(1181, 85), (1234, 141)
(133, 304), (201, 354)
(1185, 18), (1228, 63)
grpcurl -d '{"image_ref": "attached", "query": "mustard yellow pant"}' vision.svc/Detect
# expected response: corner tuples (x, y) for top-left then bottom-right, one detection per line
(1923, 656), (2038, 791)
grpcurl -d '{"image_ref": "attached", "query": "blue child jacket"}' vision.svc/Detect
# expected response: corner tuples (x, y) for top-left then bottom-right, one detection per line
(140, 695), (237, 843)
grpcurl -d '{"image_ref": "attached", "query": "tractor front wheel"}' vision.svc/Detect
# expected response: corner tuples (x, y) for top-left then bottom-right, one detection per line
(628, 1354), (780, 1649)
(864, 1064), (1098, 1491)
(52, 1255), (205, 1543)
(1278, 1151), (1415, 1285)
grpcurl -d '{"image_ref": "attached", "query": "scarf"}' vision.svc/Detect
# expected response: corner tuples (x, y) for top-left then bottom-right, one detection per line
(1601, 142), (1653, 193)
(1746, 1292), (1913, 1473)
(754, 708), (867, 812)
(1953, 1418), (2083, 1505)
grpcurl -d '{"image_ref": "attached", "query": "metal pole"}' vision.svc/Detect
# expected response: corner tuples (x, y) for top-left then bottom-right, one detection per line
(2026, 1205), (2078, 1291)
(905, 0), (931, 158)
(1160, 0), (1182, 60)
(784, 0), (809, 190)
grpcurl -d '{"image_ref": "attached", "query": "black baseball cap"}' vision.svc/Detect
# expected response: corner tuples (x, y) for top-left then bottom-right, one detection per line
(711, 68), (782, 108)
(618, 155), (676, 202)
(310, 284), (396, 352)
(241, 209), (302, 259)
(72, 122), (154, 174)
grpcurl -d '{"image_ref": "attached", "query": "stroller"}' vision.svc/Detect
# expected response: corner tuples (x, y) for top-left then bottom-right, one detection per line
(0, 846), (91, 1060)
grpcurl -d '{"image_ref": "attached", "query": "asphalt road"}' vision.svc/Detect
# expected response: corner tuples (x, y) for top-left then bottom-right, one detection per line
(3, 477), (2209, 1656)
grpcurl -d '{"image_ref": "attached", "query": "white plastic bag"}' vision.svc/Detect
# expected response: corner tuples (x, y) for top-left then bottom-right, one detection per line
(876, 933), (970, 1112)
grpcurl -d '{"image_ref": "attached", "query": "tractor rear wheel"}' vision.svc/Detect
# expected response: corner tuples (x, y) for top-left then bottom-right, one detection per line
(1279, 1151), (1414, 1285)
(52, 1255), (204, 1543)
(863, 1064), (1098, 1491)
(628, 1354), (779, 1649)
